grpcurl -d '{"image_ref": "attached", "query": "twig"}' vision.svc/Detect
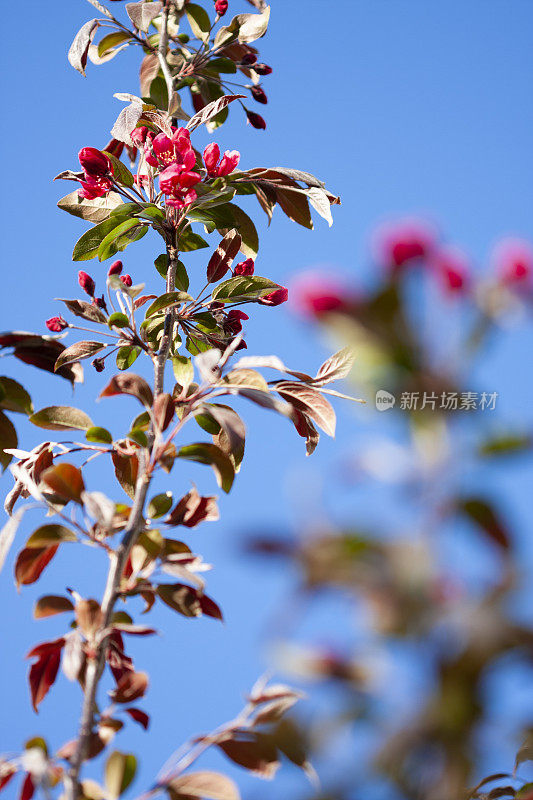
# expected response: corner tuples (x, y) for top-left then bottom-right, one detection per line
(157, 1), (174, 114)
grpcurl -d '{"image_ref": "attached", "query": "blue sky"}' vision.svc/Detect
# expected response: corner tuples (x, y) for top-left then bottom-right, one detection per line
(1, 0), (533, 797)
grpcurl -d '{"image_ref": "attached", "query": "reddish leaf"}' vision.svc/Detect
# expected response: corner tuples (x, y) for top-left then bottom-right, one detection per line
(0, 766), (16, 793)
(100, 373), (153, 406)
(125, 708), (150, 730)
(207, 230), (242, 283)
(165, 487), (219, 528)
(15, 546), (59, 587)
(40, 463), (85, 503)
(20, 774), (35, 800)
(27, 637), (65, 712)
(112, 450), (139, 500)
(111, 671), (148, 704)
(217, 732), (279, 779)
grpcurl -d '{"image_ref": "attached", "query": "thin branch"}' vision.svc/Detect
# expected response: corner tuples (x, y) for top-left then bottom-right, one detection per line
(157, 0), (174, 114)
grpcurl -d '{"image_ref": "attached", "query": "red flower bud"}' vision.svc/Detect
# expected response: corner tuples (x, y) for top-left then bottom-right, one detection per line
(374, 219), (437, 270)
(234, 258), (255, 276)
(290, 272), (355, 317)
(259, 287), (288, 306)
(78, 147), (112, 177)
(493, 238), (533, 286)
(108, 260), (123, 276)
(215, 0), (228, 15)
(245, 109), (267, 130)
(92, 358), (106, 373)
(254, 63), (273, 76)
(45, 316), (68, 332)
(104, 139), (124, 158)
(120, 274), (133, 287)
(225, 309), (249, 335)
(78, 271), (95, 297)
(241, 52), (257, 66)
(217, 150), (240, 176)
(251, 86), (268, 105)
(432, 247), (470, 295)
(203, 143), (221, 175)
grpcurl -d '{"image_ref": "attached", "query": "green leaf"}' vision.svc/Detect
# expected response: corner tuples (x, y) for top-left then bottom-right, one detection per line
(222, 204), (259, 258)
(172, 355), (194, 390)
(105, 152), (135, 188)
(58, 190), (123, 224)
(178, 229), (209, 252)
(73, 218), (123, 261)
(0, 410), (17, 470)
(86, 426), (113, 444)
(26, 524), (78, 547)
(97, 30), (132, 57)
(145, 291), (193, 318)
(30, 406), (93, 431)
(212, 275), (282, 303)
(148, 492), (173, 519)
(205, 56), (237, 74)
(128, 428), (149, 447)
(105, 751), (137, 800)
(185, 3), (211, 42)
(117, 346), (141, 370)
(98, 219), (146, 262)
(177, 443), (235, 493)
(108, 312), (130, 329)
(136, 204), (165, 223)
(0, 377), (33, 414)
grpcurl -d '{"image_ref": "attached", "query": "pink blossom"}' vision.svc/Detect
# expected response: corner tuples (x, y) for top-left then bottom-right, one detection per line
(254, 63), (273, 76)
(234, 258), (255, 276)
(259, 287), (288, 306)
(130, 126), (149, 146)
(203, 143), (221, 175)
(374, 219), (437, 270)
(493, 238), (533, 285)
(290, 271), (352, 316)
(120, 275), (132, 287)
(45, 316), (67, 332)
(78, 147), (112, 177)
(225, 309), (249, 335)
(78, 175), (112, 199)
(432, 247), (470, 294)
(218, 150), (240, 176)
(215, 0), (228, 15)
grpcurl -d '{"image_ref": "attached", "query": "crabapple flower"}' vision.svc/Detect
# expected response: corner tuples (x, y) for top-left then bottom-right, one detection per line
(251, 86), (268, 105)
(145, 128), (195, 171)
(159, 163), (201, 209)
(203, 144), (240, 177)
(375, 219), (437, 270)
(245, 109), (267, 130)
(259, 287), (289, 306)
(493, 238), (533, 285)
(234, 258), (255, 276)
(203, 143), (220, 175)
(45, 316), (68, 332)
(432, 247), (470, 294)
(78, 271), (95, 297)
(130, 126), (149, 147)
(78, 147), (112, 177)
(120, 275), (133, 287)
(108, 260), (123, 276)
(215, 0), (228, 15)
(78, 174), (113, 200)
(290, 271), (351, 316)
(224, 310), (249, 335)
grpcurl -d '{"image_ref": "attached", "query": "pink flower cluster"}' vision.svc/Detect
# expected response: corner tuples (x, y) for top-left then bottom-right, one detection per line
(130, 126), (241, 210)
(77, 147), (114, 199)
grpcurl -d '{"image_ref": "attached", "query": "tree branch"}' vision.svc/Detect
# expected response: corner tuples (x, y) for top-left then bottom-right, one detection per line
(157, 0), (174, 114)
